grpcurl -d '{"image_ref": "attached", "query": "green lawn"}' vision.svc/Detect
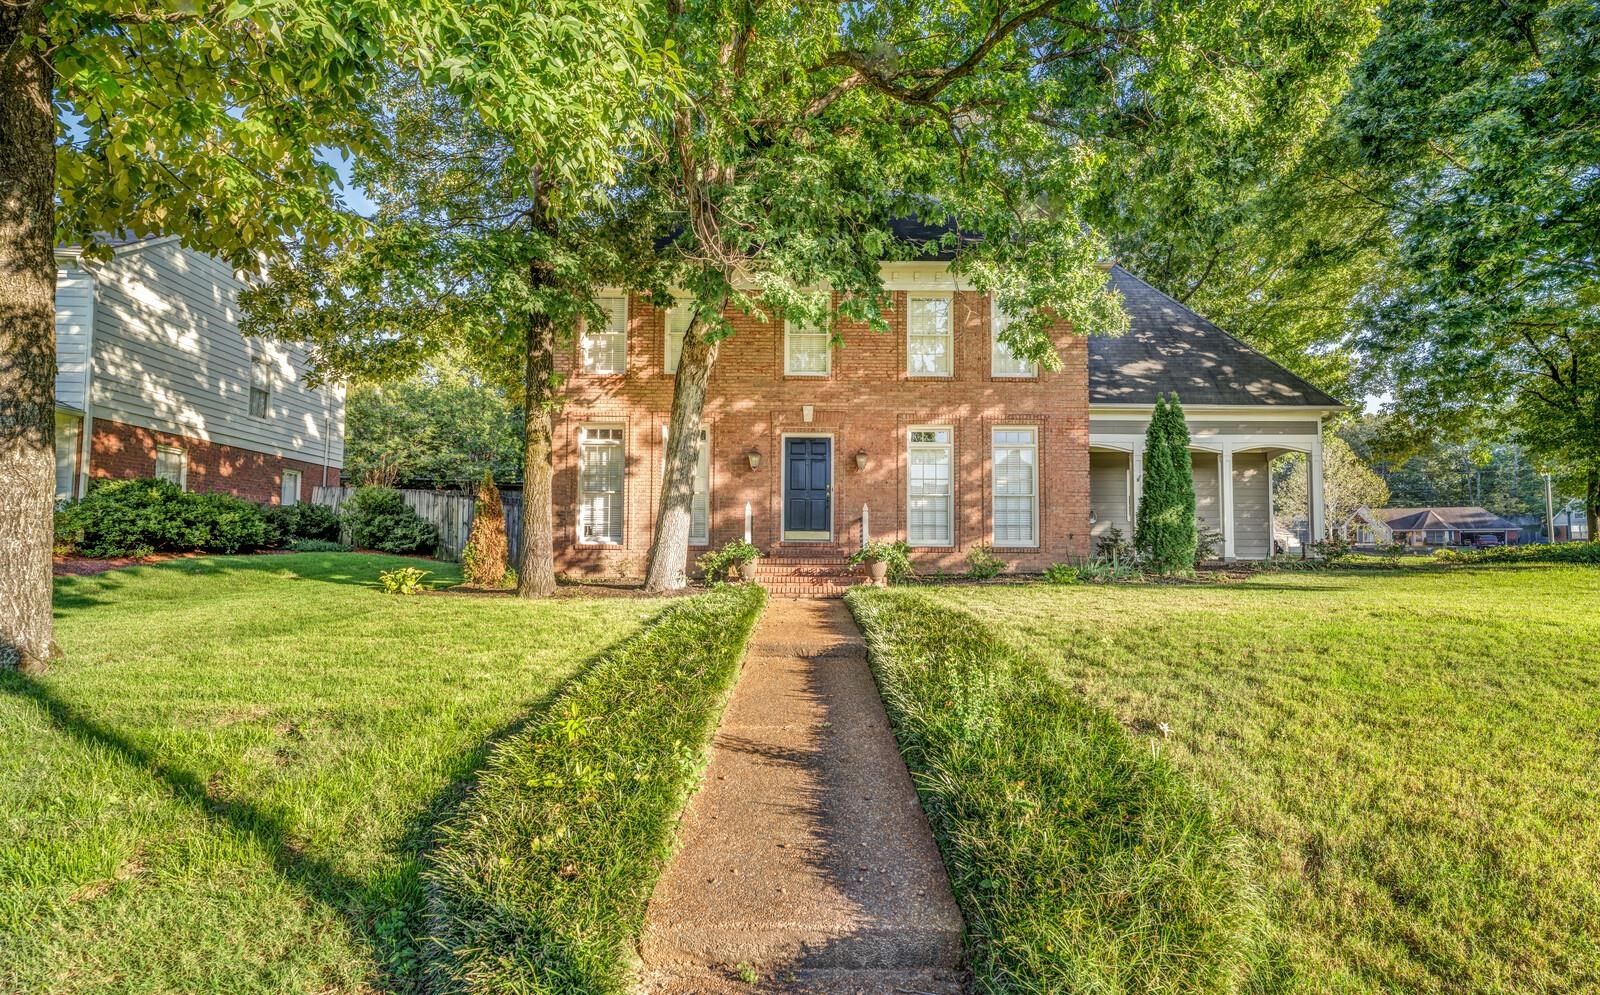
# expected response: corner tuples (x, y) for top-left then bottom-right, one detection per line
(925, 565), (1600, 994)
(0, 553), (667, 994)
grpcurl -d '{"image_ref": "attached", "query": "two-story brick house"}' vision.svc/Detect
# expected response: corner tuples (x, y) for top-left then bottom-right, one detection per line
(550, 244), (1341, 583)
(53, 237), (345, 504)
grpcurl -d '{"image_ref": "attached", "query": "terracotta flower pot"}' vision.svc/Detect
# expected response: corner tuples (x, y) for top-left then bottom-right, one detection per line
(739, 560), (758, 582)
(867, 560), (889, 586)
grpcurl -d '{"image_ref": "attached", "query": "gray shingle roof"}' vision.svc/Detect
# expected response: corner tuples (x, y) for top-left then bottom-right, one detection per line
(1089, 266), (1343, 408)
(1373, 507), (1521, 532)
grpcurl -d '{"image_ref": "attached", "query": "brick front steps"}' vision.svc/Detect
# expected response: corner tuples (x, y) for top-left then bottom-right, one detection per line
(638, 599), (967, 994)
(753, 551), (868, 598)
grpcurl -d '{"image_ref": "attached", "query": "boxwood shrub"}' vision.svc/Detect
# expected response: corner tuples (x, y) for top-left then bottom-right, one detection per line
(341, 486), (438, 555)
(55, 478), (271, 557)
(264, 502), (342, 545)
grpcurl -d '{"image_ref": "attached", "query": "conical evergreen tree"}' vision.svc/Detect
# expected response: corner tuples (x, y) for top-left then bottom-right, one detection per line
(1135, 393), (1198, 573)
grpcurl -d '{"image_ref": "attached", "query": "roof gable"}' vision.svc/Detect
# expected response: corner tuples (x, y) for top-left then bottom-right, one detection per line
(1088, 267), (1343, 408)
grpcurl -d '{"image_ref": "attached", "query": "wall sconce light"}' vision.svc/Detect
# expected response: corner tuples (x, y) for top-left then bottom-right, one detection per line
(747, 448), (762, 471)
(854, 449), (868, 472)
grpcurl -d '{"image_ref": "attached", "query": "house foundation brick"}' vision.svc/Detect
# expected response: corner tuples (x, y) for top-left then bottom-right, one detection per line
(90, 418), (339, 504)
(552, 291), (1090, 578)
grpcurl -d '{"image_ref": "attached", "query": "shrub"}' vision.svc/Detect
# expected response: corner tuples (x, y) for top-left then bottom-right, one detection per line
(1312, 532), (1354, 562)
(1094, 526), (1134, 563)
(378, 566), (431, 594)
(428, 585), (767, 994)
(965, 544), (1005, 580)
(57, 478), (272, 558)
(846, 589), (1259, 993)
(1195, 523), (1224, 562)
(848, 539), (914, 583)
(1435, 540), (1600, 565)
(289, 539), (351, 552)
(1135, 394), (1197, 574)
(264, 502), (342, 545)
(1042, 562), (1080, 585)
(695, 539), (762, 582)
(343, 487), (438, 555)
(462, 470), (510, 587)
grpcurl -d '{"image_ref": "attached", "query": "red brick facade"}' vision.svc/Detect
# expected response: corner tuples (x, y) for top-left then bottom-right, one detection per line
(90, 418), (339, 504)
(553, 291), (1091, 577)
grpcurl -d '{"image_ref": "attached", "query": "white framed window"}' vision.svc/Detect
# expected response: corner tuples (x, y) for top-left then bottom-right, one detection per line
(907, 292), (953, 377)
(662, 425), (710, 544)
(578, 425), (625, 544)
(664, 303), (692, 374)
(991, 302), (1038, 377)
(992, 427), (1038, 547)
(250, 357), (272, 417)
(281, 468), (301, 506)
(154, 445), (187, 490)
(907, 427), (953, 547)
(784, 318), (831, 376)
(581, 296), (628, 374)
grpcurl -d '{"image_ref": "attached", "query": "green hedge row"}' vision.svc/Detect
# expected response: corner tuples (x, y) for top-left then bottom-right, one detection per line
(53, 479), (433, 558)
(426, 584), (767, 994)
(1434, 540), (1600, 565)
(846, 588), (1261, 995)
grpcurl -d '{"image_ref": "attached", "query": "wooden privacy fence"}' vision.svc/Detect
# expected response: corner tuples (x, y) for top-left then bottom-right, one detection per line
(312, 486), (523, 562)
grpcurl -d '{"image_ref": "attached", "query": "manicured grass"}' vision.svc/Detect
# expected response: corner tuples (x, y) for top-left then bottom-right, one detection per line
(1, 553), (668, 994)
(924, 565), (1600, 994)
(428, 583), (767, 994)
(846, 588), (1259, 995)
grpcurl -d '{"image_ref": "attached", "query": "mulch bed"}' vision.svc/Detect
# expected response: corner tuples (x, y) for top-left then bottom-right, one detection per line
(53, 550), (295, 577)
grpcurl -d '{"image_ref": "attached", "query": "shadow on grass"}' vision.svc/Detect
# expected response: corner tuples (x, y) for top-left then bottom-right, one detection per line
(0, 618), (640, 993)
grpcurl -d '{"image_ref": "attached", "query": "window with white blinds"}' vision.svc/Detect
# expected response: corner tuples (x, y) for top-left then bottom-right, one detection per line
(154, 445), (187, 490)
(785, 319), (831, 375)
(991, 302), (1038, 377)
(907, 293), (953, 377)
(578, 425), (625, 544)
(581, 297), (628, 374)
(662, 426), (710, 544)
(907, 427), (953, 546)
(281, 468), (301, 506)
(250, 357), (272, 417)
(664, 304), (691, 374)
(992, 427), (1038, 547)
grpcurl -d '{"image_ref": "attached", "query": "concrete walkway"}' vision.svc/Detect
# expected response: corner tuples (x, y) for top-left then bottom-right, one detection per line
(639, 598), (967, 995)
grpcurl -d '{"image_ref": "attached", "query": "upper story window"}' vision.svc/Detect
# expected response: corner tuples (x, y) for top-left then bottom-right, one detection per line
(581, 296), (628, 374)
(155, 445), (187, 490)
(664, 303), (692, 374)
(250, 357), (271, 417)
(784, 318), (831, 376)
(907, 293), (953, 377)
(991, 302), (1038, 378)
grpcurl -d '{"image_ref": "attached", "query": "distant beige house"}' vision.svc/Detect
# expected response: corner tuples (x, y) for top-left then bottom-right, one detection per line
(53, 237), (345, 504)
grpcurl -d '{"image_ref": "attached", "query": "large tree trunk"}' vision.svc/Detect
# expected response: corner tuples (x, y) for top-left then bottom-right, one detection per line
(0, 2), (57, 673)
(516, 203), (558, 598)
(1586, 468), (1598, 542)
(643, 309), (722, 592)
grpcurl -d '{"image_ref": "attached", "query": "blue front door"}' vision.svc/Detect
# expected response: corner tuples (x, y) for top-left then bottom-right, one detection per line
(784, 437), (832, 537)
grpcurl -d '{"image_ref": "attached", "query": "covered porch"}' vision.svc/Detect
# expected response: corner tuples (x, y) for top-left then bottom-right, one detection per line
(1088, 410), (1327, 561)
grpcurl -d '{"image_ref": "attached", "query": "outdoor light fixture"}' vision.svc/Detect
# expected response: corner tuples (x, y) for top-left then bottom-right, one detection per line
(855, 449), (868, 471)
(747, 448), (762, 470)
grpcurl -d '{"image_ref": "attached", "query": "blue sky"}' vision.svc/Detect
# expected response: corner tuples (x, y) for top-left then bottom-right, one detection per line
(322, 148), (378, 217)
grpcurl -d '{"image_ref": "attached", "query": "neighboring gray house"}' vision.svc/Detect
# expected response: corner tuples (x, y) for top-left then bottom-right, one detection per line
(54, 237), (345, 503)
(1372, 506), (1522, 547)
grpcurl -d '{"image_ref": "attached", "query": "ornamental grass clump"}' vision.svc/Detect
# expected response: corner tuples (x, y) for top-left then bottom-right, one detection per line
(461, 470), (510, 587)
(1135, 393), (1198, 574)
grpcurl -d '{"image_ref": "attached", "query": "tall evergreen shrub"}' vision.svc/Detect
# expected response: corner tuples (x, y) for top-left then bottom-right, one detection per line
(1135, 393), (1198, 573)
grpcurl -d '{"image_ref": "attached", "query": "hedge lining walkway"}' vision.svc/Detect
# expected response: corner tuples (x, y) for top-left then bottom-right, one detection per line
(639, 598), (966, 994)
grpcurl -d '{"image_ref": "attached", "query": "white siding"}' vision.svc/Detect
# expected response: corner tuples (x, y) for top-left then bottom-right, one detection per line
(1192, 451), (1222, 532)
(1232, 451), (1272, 559)
(85, 239), (344, 467)
(1089, 452), (1130, 539)
(54, 265), (95, 412)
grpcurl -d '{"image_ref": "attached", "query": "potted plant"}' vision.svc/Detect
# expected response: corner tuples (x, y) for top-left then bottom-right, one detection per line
(849, 539), (911, 587)
(697, 539), (763, 583)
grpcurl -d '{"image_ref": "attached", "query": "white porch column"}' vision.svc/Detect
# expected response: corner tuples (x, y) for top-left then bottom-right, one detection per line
(1219, 445), (1235, 560)
(1130, 444), (1144, 526)
(1309, 430), (1326, 547)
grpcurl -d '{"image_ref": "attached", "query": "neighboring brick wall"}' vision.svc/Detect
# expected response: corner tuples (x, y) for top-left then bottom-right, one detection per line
(89, 418), (340, 503)
(552, 291), (1091, 578)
